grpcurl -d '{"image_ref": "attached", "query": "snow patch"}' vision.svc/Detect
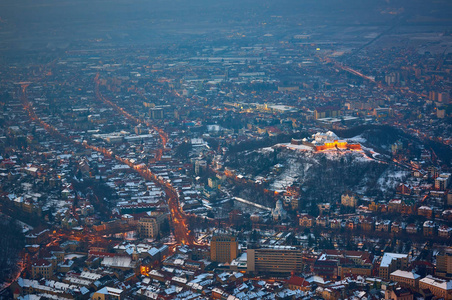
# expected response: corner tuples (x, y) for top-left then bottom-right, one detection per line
(346, 135), (367, 144)
(276, 143), (313, 151)
(258, 147), (275, 153)
(377, 169), (410, 192)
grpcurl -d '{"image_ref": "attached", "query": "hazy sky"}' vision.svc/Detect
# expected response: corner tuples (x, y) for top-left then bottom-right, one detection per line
(0, 0), (451, 52)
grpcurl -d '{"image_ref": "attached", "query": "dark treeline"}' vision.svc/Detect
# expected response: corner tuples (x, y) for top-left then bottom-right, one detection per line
(0, 218), (25, 284)
(227, 131), (309, 154)
(337, 125), (451, 165)
(336, 125), (408, 141)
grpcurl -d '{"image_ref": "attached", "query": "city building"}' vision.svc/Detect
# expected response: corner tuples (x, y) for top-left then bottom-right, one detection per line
(379, 253), (408, 280)
(138, 217), (159, 239)
(435, 173), (451, 190)
(138, 212), (167, 239)
(436, 248), (452, 279)
(314, 259), (339, 280)
(31, 259), (53, 279)
(247, 247), (303, 275)
(286, 276), (311, 291)
(314, 107), (341, 120)
(341, 191), (358, 208)
(390, 270), (420, 289)
(302, 131), (362, 151)
(419, 275), (452, 300)
(210, 234), (238, 263)
(299, 214), (314, 228)
(92, 287), (124, 300)
(384, 287), (414, 300)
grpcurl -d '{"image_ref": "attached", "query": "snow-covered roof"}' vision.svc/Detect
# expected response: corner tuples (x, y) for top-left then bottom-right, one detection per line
(380, 253), (407, 268)
(101, 256), (133, 268)
(96, 286), (123, 296)
(390, 270), (420, 280)
(420, 275), (452, 290)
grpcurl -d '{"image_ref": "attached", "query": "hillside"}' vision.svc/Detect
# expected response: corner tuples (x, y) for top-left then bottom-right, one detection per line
(225, 129), (412, 209)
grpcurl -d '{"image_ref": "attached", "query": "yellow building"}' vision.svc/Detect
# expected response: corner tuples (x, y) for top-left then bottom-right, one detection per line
(210, 234), (238, 263)
(339, 265), (372, 279)
(390, 270), (420, 289)
(138, 212), (167, 239)
(92, 287), (123, 300)
(31, 259), (53, 279)
(138, 217), (159, 238)
(299, 214), (314, 228)
(384, 288), (413, 300)
(369, 201), (380, 212)
(419, 276), (452, 300)
(341, 192), (357, 207)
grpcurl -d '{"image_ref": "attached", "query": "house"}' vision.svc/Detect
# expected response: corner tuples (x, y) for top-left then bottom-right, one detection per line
(341, 191), (358, 207)
(376, 220), (391, 232)
(419, 275), (452, 300)
(286, 276), (310, 291)
(346, 219), (356, 230)
(360, 217), (374, 231)
(388, 199), (402, 213)
(31, 259), (53, 279)
(418, 206), (433, 219)
(423, 221), (436, 237)
(92, 287), (123, 300)
(390, 270), (420, 289)
(396, 184), (412, 196)
(385, 287), (414, 300)
(391, 222), (402, 234)
(330, 219), (341, 229)
(316, 216), (329, 228)
(439, 226), (452, 238)
(299, 214), (314, 228)
(25, 228), (50, 245)
(406, 224), (418, 234)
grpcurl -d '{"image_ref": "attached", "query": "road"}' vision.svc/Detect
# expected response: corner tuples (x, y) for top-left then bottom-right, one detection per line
(92, 75), (193, 245)
(19, 82), (194, 247)
(3, 69), (193, 291)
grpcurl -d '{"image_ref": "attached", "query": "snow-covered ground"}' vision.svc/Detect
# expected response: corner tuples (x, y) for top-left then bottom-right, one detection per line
(268, 144), (377, 192)
(276, 143), (313, 151)
(346, 135), (367, 144)
(270, 158), (307, 192)
(258, 146), (275, 153)
(321, 149), (374, 162)
(377, 168), (410, 192)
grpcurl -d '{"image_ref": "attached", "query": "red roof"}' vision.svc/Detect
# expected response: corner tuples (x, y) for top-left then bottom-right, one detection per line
(88, 251), (116, 258)
(32, 259), (52, 267)
(287, 276), (310, 287)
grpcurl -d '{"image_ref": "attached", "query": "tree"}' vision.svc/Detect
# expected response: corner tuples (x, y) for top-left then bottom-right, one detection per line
(286, 234), (299, 246)
(76, 169), (83, 180)
(0, 219), (25, 283)
(250, 230), (260, 242)
(174, 141), (192, 159)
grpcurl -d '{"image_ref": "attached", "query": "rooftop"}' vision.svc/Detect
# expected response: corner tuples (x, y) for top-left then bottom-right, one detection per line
(380, 253), (407, 268)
